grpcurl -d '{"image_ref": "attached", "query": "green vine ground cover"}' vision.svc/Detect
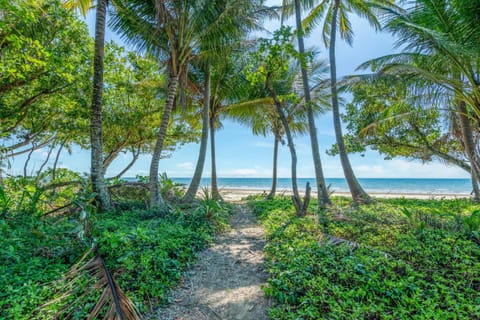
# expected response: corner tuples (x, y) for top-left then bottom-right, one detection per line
(0, 205), (228, 319)
(248, 196), (480, 319)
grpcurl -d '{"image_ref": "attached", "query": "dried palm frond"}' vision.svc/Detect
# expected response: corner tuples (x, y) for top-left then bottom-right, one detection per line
(36, 250), (141, 320)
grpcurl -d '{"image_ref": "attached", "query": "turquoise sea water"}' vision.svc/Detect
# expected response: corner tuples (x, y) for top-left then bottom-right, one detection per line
(164, 178), (472, 195)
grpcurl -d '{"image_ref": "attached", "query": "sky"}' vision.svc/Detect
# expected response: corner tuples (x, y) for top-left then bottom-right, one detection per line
(8, 1), (470, 179)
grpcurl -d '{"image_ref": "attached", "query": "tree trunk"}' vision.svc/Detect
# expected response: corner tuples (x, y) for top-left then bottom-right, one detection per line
(114, 147), (140, 179)
(294, 0), (331, 209)
(457, 101), (480, 201)
(24, 144), (35, 178)
(329, 0), (371, 204)
(103, 141), (129, 175)
(183, 66), (210, 202)
(52, 142), (65, 180)
(210, 114), (222, 200)
(0, 159), (3, 185)
(36, 144), (54, 177)
(267, 80), (306, 216)
(90, 0), (111, 211)
(267, 135), (279, 199)
(149, 74), (179, 208)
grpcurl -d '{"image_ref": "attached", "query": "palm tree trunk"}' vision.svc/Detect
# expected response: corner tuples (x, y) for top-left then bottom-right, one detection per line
(457, 101), (480, 201)
(91, 0), (111, 211)
(329, 0), (371, 204)
(210, 114), (222, 200)
(149, 74), (179, 208)
(267, 135), (279, 199)
(267, 79), (306, 216)
(294, 0), (331, 209)
(183, 66), (210, 202)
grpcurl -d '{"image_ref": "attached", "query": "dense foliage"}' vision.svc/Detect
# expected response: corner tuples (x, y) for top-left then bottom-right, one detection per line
(2, 0), (480, 318)
(249, 196), (480, 319)
(0, 175), (231, 319)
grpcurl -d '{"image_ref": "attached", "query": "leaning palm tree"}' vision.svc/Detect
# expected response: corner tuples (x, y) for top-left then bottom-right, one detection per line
(112, 0), (271, 208)
(357, 0), (480, 200)
(281, 0), (331, 209)
(228, 58), (328, 199)
(111, 0), (194, 208)
(64, 0), (111, 210)
(182, 0), (272, 202)
(208, 49), (272, 199)
(301, 0), (396, 204)
(243, 27), (322, 216)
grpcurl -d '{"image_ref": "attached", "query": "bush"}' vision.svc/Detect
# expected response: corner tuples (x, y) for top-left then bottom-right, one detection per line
(0, 198), (231, 319)
(249, 196), (480, 319)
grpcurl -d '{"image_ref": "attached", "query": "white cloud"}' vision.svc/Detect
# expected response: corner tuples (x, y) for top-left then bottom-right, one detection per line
(220, 168), (268, 177)
(177, 162), (194, 170)
(353, 159), (470, 178)
(253, 141), (273, 149)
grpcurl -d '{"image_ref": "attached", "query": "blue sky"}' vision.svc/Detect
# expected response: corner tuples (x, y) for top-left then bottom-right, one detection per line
(9, 1), (469, 179)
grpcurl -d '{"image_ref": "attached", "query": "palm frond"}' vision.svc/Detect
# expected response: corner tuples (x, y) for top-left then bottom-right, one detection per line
(36, 251), (141, 320)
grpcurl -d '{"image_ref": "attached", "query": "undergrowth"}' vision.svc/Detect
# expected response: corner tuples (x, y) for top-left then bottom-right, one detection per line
(0, 176), (231, 319)
(248, 195), (480, 319)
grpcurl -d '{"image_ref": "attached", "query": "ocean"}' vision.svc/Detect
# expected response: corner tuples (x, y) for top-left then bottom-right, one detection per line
(161, 177), (472, 195)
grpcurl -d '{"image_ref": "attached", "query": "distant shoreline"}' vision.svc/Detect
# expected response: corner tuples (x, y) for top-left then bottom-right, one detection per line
(214, 187), (471, 202)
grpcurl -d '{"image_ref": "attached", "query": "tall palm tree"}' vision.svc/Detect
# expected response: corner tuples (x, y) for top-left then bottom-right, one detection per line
(205, 43), (279, 200)
(302, 0), (395, 204)
(357, 0), (480, 200)
(64, 0), (111, 210)
(111, 0), (207, 207)
(111, 0), (270, 207)
(243, 27), (324, 215)
(228, 58), (328, 199)
(182, 0), (271, 202)
(290, 0), (331, 209)
(182, 65), (211, 202)
(208, 51), (269, 199)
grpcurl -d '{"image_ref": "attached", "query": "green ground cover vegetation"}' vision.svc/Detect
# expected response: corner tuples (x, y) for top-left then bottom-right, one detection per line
(248, 196), (480, 319)
(0, 175), (231, 319)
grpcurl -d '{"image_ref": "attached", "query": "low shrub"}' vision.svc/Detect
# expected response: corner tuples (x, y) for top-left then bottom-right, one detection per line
(0, 198), (230, 319)
(249, 196), (480, 319)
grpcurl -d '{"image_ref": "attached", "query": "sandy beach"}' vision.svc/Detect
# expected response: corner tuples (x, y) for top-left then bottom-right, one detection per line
(216, 188), (471, 202)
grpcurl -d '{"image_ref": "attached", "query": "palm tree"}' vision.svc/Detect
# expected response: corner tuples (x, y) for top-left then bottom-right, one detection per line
(290, 0), (331, 209)
(357, 0), (480, 200)
(111, 0), (270, 207)
(208, 51), (268, 200)
(111, 0), (205, 208)
(182, 0), (271, 202)
(228, 59), (328, 199)
(301, 0), (396, 204)
(64, 0), (111, 210)
(205, 45), (276, 200)
(243, 27), (324, 215)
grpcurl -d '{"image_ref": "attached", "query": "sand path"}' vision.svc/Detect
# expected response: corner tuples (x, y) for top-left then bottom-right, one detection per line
(146, 204), (270, 320)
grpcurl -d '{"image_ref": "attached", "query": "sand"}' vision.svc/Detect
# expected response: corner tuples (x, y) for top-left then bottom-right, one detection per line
(146, 205), (269, 320)
(217, 188), (471, 202)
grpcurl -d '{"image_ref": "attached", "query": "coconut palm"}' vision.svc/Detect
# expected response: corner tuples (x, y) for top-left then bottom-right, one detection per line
(182, 0), (272, 202)
(228, 58), (328, 199)
(242, 27), (325, 215)
(111, 0), (271, 207)
(284, 0), (332, 209)
(357, 0), (480, 200)
(63, 0), (111, 210)
(301, 0), (396, 204)
(208, 50), (271, 199)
